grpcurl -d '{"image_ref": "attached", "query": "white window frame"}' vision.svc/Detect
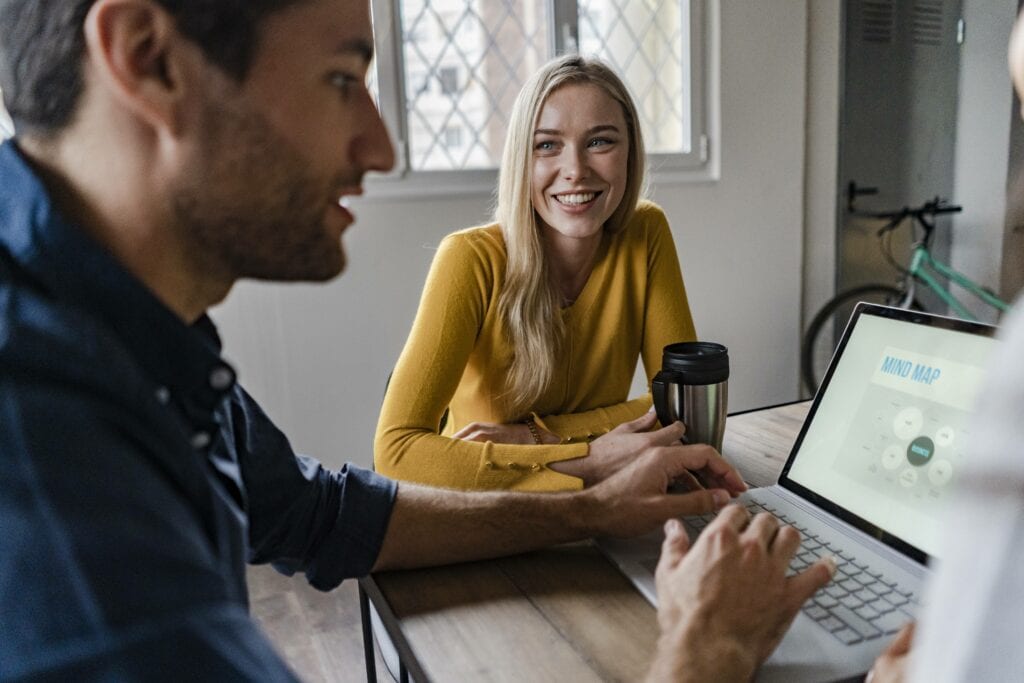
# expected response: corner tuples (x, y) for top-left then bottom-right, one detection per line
(367, 0), (716, 198)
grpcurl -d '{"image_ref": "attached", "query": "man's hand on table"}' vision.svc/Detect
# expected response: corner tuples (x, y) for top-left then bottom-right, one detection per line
(646, 506), (836, 682)
(450, 410), (738, 494)
(580, 439), (747, 538)
(375, 426), (746, 570)
(554, 410), (748, 490)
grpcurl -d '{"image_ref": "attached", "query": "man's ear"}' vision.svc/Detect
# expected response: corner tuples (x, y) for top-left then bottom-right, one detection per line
(83, 0), (198, 137)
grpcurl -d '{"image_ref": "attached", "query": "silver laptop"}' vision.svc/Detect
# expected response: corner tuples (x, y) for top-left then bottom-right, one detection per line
(599, 303), (998, 682)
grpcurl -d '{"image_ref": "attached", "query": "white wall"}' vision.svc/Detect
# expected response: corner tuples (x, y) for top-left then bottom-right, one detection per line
(211, 0), (811, 471)
(802, 1), (842, 365)
(949, 0), (1017, 322)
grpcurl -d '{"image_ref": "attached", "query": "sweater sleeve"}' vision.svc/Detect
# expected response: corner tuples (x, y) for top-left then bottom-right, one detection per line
(531, 205), (697, 440)
(374, 232), (588, 492)
(533, 397), (652, 442)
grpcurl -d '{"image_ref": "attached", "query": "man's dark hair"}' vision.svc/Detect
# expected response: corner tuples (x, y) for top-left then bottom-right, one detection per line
(0, 0), (304, 136)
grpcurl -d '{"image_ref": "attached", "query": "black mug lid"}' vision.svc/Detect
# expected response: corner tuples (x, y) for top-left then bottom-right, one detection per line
(661, 341), (729, 385)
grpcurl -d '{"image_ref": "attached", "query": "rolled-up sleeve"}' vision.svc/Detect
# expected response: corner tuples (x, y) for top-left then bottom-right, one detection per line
(290, 457), (397, 589)
(224, 385), (397, 589)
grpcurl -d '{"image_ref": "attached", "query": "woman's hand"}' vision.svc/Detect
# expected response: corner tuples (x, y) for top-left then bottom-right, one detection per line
(452, 421), (559, 445)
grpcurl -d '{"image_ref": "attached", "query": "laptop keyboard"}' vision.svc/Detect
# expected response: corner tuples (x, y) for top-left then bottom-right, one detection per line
(682, 500), (919, 646)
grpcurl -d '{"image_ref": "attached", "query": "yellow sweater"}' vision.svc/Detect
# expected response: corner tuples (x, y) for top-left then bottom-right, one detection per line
(374, 201), (697, 491)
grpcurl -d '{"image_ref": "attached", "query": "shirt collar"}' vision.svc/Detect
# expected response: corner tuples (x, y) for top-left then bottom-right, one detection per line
(0, 139), (236, 410)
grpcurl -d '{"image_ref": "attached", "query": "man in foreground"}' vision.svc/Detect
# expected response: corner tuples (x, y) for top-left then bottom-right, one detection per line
(0, 0), (832, 680)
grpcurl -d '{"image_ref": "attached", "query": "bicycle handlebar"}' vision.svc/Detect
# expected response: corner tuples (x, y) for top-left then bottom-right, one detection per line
(846, 197), (961, 240)
(847, 197), (958, 237)
(852, 196), (962, 221)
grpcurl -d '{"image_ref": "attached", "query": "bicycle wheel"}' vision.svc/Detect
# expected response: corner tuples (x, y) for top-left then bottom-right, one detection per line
(801, 285), (916, 396)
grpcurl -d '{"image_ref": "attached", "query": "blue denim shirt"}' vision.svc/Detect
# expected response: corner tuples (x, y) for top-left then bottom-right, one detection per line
(0, 140), (397, 680)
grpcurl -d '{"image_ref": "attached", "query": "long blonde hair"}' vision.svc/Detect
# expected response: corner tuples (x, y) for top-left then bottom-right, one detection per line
(495, 54), (647, 418)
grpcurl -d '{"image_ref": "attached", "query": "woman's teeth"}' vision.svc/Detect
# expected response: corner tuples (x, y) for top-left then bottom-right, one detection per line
(555, 192), (596, 206)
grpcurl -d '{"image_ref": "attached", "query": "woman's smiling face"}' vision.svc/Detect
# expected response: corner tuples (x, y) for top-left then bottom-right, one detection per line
(530, 82), (630, 246)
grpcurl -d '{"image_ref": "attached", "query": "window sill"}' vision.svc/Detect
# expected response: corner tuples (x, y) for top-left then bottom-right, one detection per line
(364, 169), (498, 201)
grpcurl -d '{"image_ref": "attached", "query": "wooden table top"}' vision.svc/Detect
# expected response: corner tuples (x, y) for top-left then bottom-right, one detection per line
(362, 401), (812, 682)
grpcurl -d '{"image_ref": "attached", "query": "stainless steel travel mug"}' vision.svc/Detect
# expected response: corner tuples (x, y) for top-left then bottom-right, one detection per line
(651, 342), (729, 451)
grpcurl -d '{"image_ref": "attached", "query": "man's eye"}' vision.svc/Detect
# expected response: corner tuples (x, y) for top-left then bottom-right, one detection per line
(329, 72), (359, 97)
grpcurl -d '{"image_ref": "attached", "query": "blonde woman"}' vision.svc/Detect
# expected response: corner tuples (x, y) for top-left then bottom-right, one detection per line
(374, 55), (702, 491)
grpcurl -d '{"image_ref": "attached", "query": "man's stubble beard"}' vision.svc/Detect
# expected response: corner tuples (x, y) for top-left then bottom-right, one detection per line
(170, 95), (351, 285)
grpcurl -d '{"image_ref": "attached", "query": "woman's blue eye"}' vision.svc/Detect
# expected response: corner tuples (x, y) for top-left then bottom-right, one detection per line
(589, 138), (613, 147)
(535, 141), (555, 151)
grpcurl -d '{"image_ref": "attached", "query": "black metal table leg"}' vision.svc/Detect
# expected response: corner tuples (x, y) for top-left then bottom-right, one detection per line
(359, 583), (377, 683)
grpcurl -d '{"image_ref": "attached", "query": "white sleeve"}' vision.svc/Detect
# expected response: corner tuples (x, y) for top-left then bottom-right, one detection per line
(909, 303), (1024, 682)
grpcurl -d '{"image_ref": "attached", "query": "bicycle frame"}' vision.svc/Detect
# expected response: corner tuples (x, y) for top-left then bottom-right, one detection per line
(905, 245), (1010, 320)
(803, 195), (1008, 396)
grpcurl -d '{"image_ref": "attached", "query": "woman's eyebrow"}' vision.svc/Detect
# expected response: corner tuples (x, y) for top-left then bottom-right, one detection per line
(533, 124), (621, 136)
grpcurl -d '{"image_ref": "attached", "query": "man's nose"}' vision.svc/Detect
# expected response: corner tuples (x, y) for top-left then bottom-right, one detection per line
(353, 96), (396, 174)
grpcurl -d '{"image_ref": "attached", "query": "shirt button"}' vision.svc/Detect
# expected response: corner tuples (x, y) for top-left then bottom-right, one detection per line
(506, 462), (520, 470)
(190, 431), (212, 449)
(530, 463), (541, 471)
(154, 386), (170, 405)
(484, 461), (495, 469)
(209, 366), (235, 391)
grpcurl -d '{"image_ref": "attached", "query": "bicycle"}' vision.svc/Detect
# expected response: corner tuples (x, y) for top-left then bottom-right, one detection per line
(801, 195), (1010, 395)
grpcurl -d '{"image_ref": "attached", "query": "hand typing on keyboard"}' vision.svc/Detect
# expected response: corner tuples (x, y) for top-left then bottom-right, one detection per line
(646, 505), (836, 683)
(726, 500), (918, 647)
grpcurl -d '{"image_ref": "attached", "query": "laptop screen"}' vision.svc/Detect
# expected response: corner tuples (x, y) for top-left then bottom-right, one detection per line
(780, 304), (998, 563)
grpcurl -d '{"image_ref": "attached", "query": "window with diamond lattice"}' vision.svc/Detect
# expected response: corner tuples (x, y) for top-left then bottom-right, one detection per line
(443, 125), (464, 148)
(372, 0), (706, 176)
(438, 66), (460, 95)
